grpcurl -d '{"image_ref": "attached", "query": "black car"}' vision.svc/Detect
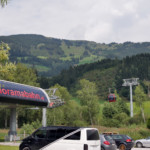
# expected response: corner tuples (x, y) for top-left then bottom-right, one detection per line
(19, 126), (80, 150)
(110, 134), (134, 150)
(19, 126), (100, 150)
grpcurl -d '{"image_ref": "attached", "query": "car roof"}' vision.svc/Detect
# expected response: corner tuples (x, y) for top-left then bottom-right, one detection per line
(40, 126), (80, 130)
(39, 126), (98, 130)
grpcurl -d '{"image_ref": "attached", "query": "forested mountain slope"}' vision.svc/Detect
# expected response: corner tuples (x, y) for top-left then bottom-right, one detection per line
(46, 54), (150, 100)
(0, 34), (150, 76)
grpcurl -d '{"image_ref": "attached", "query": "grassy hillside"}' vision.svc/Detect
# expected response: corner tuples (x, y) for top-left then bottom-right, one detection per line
(1, 34), (150, 76)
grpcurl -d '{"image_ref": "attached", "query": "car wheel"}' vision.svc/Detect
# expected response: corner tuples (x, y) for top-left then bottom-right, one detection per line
(136, 142), (143, 148)
(119, 144), (126, 150)
(22, 146), (31, 150)
(101, 147), (105, 150)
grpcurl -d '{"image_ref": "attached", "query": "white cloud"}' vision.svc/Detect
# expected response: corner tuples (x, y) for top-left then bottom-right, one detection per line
(0, 0), (150, 43)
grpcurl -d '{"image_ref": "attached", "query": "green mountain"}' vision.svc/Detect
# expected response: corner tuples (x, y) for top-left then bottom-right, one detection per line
(0, 34), (150, 76)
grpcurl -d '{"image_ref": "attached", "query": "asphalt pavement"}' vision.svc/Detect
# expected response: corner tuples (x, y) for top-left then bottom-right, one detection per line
(0, 142), (150, 150)
(0, 142), (20, 146)
(115, 148), (150, 150)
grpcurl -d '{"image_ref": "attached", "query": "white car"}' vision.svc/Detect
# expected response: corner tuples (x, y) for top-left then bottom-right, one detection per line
(41, 127), (100, 150)
(135, 136), (150, 148)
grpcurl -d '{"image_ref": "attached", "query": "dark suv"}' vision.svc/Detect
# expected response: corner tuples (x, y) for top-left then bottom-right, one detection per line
(19, 126), (80, 150)
(110, 134), (134, 150)
(19, 126), (100, 150)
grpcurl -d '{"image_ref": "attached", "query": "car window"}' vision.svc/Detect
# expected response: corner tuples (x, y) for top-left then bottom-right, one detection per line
(126, 135), (132, 139)
(47, 129), (57, 140)
(111, 135), (123, 140)
(56, 129), (66, 139)
(104, 135), (113, 141)
(146, 137), (150, 140)
(34, 129), (47, 139)
(65, 130), (81, 140)
(87, 130), (99, 140)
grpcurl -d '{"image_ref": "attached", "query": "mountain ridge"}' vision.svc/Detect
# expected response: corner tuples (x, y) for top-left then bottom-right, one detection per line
(0, 34), (150, 76)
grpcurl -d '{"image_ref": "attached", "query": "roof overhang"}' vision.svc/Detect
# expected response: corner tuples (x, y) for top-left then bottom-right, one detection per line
(0, 80), (50, 107)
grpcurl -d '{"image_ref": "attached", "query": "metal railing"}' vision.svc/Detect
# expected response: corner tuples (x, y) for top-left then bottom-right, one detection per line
(5, 134), (29, 142)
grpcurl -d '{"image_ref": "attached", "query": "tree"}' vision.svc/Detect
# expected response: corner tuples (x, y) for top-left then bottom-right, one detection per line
(0, 42), (16, 80)
(134, 85), (147, 123)
(0, 42), (16, 128)
(63, 100), (84, 126)
(76, 79), (100, 125)
(0, 42), (41, 128)
(0, 0), (8, 7)
(102, 91), (129, 127)
(50, 84), (71, 102)
(114, 91), (130, 116)
(47, 84), (71, 126)
(13, 63), (39, 87)
(143, 80), (150, 97)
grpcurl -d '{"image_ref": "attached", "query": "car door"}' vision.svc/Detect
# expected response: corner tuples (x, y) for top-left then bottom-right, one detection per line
(45, 128), (57, 145)
(32, 128), (47, 149)
(144, 137), (150, 147)
(111, 135), (123, 147)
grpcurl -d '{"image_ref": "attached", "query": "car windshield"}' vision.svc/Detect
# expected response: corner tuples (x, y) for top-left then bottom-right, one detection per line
(87, 130), (99, 140)
(111, 135), (124, 140)
(104, 135), (113, 141)
(126, 135), (132, 139)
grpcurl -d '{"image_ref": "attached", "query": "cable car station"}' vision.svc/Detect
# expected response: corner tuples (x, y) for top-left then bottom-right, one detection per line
(0, 80), (64, 141)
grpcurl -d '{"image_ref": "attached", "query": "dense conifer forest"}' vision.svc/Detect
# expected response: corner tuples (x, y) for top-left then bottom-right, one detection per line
(40, 53), (150, 101)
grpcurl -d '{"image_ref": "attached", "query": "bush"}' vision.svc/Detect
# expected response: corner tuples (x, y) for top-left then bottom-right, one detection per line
(147, 118), (150, 129)
(128, 114), (143, 125)
(102, 118), (121, 128)
(72, 120), (88, 127)
(139, 129), (150, 137)
(31, 119), (42, 129)
(113, 112), (129, 125)
(19, 123), (34, 135)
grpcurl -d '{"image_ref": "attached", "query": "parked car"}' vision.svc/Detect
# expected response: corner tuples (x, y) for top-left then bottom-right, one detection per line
(19, 126), (100, 150)
(135, 136), (150, 148)
(100, 134), (117, 150)
(110, 134), (134, 150)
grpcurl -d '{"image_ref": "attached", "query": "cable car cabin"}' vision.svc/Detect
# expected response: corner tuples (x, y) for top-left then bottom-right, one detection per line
(108, 94), (116, 102)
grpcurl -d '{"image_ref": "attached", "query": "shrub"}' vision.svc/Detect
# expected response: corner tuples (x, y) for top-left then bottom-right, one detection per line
(19, 123), (34, 135)
(72, 120), (88, 127)
(102, 118), (120, 128)
(128, 114), (143, 125)
(113, 112), (129, 125)
(139, 129), (150, 137)
(31, 119), (42, 129)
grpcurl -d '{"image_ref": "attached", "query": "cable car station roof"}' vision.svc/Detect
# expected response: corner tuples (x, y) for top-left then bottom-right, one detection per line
(0, 80), (50, 107)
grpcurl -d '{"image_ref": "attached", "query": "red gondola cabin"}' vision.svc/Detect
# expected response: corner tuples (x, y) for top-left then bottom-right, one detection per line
(108, 94), (116, 102)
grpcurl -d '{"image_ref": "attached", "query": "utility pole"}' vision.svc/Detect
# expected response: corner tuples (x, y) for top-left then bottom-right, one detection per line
(122, 78), (139, 117)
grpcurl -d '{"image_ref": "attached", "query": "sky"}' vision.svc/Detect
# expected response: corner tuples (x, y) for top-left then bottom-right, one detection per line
(0, 0), (150, 43)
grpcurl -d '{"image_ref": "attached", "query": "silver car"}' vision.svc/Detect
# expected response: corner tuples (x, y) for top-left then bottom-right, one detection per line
(100, 134), (117, 150)
(135, 136), (150, 148)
